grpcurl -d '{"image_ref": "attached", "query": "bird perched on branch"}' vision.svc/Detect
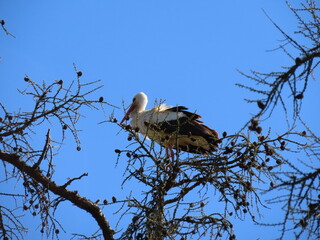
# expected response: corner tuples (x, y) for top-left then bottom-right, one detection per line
(121, 92), (219, 158)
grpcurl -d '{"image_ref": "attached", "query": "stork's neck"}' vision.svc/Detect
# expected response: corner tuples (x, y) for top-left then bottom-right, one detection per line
(135, 103), (147, 113)
(134, 95), (148, 114)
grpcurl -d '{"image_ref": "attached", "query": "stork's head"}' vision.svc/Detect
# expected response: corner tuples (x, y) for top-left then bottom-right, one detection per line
(120, 92), (148, 124)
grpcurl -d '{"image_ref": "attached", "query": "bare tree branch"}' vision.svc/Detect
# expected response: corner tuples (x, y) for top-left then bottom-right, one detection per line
(0, 20), (16, 38)
(0, 151), (115, 240)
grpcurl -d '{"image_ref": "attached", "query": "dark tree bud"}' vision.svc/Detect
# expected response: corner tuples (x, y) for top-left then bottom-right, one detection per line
(103, 199), (108, 205)
(251, 119), (259, 126)
(24, 76), (30, 82)
(76, 146), (81, 151)
(32, 211), (37, 216)
(132, 216), (139, 223)
(301, 131), (306, 136)
(58, 79), (63, 84)
(63, 124), (68, 130)
(224, 146), (232, 154)
(222, 131), (227, 138)
(77, 71), (82, 77)
(113, 118), (117, 123)
(230, 234), (236, 240)
(23, 205), (28, 210)
(266, 147), (275, 156)
(126, 152), (131, 158)
(257, 101), (266, 110)
(99, 96), (104, 102)
(276, 159), (282, 165)
(127, 136), (132, 141)
(1, 20), (5, 25)
(299, 218), (307, 228)
(55, 229), (60, 234)
(114, 149), (121, 154)
(248, 125), (255, 131)
(295, 57), (302, 65)
(112, 196), (117, 203)
(256, 126), (262, 134)
(295, 93), (304, 99)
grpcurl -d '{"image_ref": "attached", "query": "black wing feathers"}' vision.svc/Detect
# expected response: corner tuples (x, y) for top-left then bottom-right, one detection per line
(165, 106), (201, 120)
(144, 106), (219, 153)
(153, 106), (218, 140)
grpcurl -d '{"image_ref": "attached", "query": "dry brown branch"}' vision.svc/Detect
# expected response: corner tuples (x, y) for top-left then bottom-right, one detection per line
(0, 151), (114, 240)
(0, 68), (117, 239)
(0, 20), (16, 38)
(111, 120), (309, 240)
(237, 1), (320, 239)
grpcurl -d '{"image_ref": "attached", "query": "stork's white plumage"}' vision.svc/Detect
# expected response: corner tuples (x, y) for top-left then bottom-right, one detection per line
(121, 92), (219, 155)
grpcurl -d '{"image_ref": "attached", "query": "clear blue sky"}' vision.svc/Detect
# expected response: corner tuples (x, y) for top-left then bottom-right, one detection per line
(1, 1), (319, 239)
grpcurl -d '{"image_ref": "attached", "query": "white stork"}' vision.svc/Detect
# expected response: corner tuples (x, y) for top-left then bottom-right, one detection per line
(120, 92), (219, 157)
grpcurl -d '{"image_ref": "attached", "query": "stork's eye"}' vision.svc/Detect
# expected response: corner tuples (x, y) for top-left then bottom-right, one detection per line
(132, 97), (136, 102)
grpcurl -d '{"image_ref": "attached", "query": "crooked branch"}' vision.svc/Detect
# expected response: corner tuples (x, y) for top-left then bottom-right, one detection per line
(0, 151), (114, 240)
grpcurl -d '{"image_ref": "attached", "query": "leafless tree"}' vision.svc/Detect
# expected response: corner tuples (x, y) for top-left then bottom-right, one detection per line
(1, 1), (319, 239)
(113, 121), (310, 240)
(237, 1), (320, 239)
(0, 67), (115, 240)
(113, 1), (320, 239)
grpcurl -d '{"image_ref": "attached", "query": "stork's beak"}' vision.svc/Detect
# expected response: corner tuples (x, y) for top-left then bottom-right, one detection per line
(120, 104), (136, 124)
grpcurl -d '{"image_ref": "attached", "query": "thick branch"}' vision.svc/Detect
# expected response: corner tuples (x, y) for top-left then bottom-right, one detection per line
(0, 151), (114, 240)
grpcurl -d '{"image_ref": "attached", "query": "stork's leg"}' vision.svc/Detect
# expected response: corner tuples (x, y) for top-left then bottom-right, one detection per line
(166, 145), (175, 162)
